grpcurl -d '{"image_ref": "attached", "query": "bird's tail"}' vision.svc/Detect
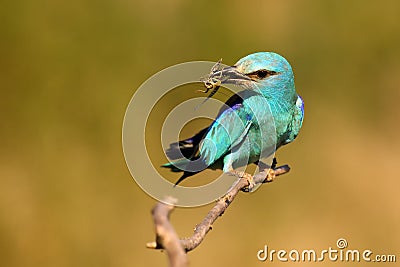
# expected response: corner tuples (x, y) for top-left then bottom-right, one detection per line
(161, 157), (207, 186)
(165, 127), (208, 160)
(161, 159), (193, 172)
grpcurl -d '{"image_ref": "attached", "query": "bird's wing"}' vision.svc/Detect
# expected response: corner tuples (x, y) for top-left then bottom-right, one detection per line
(199, 103), (252, 166)
(165, 90), (257, 161)
(165, 127), (209, 160)
(282, 95), (304, 145)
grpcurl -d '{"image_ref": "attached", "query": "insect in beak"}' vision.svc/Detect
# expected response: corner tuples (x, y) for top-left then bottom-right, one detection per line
(197, 59), (223, 105)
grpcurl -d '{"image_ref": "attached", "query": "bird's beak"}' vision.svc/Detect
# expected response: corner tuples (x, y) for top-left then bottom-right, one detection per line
(209, 66), (252, 85)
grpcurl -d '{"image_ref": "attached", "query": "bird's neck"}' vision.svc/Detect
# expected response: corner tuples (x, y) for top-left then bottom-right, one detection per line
(256, 82), (297, 108)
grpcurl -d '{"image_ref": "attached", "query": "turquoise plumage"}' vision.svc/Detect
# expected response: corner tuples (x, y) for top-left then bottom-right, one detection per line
(163, 52), (304, 186)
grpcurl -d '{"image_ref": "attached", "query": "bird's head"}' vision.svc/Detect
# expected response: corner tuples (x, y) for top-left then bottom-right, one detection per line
(210, 52), (295, 99)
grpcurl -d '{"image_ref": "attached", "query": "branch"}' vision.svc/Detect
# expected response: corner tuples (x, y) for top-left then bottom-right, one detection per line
(180, 164), (290, 251)
(146, 197), (188, 267)
(146, 165), (290, 265)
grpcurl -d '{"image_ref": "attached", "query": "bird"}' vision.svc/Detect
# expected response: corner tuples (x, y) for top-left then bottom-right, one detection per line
(162, 52), (304, 189)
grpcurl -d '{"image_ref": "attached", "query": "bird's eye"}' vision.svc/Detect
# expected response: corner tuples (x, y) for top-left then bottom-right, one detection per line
(256, 70), (269, 79)
(247, 69), (277, 80)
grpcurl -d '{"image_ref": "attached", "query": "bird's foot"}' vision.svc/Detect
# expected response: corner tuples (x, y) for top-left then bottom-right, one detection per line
(242, 174), (255, 192)
(229, 170), (255, 192)
(266, 168), (276, 182)
(253, 168), (276, 184)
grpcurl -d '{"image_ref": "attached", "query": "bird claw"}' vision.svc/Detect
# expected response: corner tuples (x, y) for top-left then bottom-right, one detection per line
(228, 166), (278, 192)
(228, 170), (255, 192)
(242, 176), (256, 192)
(265, 169), (276, 182)
(253, 168), (276, 184)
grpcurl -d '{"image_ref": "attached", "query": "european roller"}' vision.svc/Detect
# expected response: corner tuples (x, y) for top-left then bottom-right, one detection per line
(163, 52), (304, 188)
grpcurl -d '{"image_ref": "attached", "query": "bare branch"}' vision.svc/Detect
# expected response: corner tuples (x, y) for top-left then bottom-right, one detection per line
(180, 165), (290, 251)
(146, 165), (290, 263)
(147, 196), (188, 267)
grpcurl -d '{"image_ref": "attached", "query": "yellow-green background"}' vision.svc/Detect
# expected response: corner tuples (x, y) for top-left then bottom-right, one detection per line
(1, 1), (399, 266)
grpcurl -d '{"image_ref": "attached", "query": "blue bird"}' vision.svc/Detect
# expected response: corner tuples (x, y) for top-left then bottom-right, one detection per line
(162, 52), (304, 188)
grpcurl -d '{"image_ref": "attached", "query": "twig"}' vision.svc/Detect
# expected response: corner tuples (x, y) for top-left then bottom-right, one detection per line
(146, 196), (188, 267)
(146, 165), (290, 264)
(180, 165), (289, 251)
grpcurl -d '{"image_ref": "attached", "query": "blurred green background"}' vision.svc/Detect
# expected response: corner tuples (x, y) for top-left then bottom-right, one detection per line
(1, 0), (399, 266)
